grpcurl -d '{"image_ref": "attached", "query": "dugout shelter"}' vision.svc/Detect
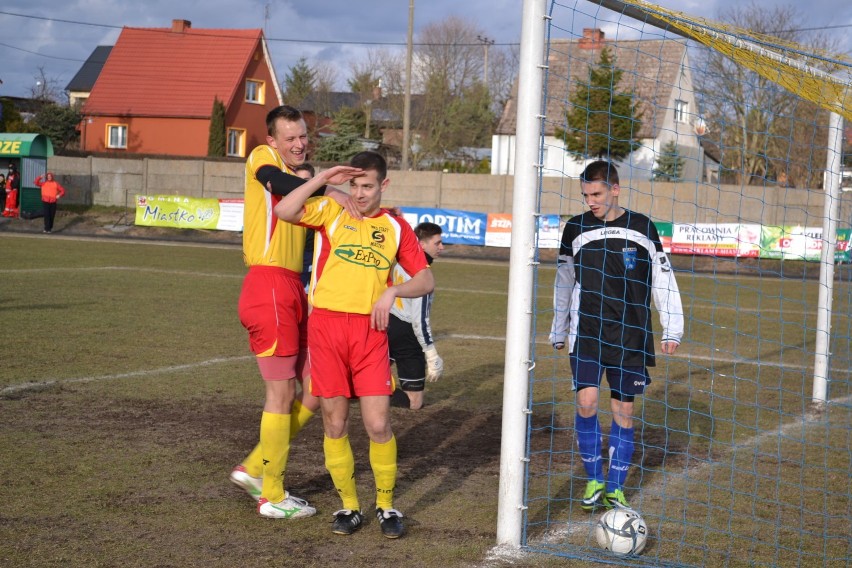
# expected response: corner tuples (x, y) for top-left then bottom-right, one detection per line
(0, 133), (53, 219)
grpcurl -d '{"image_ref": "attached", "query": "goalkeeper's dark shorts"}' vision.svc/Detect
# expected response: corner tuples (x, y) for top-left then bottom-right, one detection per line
(388, 314), (426, 392)
(569, 353), (651, 399)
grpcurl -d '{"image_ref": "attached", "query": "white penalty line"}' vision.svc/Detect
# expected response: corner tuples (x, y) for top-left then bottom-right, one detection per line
(1, 355), (253, 396)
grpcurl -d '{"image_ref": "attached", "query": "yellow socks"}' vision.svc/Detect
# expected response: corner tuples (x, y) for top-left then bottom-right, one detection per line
(370, 435), (398, 510)
(241, 399), (314, 478)
(289, 398), (315, 439)
(324, 435), (359, 511)
(259, 411), (290, 503)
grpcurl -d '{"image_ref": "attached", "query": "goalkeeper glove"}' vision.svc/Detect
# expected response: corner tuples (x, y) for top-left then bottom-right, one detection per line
(424, 345), (443, 382)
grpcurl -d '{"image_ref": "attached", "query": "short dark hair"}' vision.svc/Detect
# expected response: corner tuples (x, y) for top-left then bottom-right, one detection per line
(580, 160), (619, 186)
(414, 222), (442, 241)
(293, 163), (315, 178)
(350, 151), (387, 183)
(266, 105), (303, 136)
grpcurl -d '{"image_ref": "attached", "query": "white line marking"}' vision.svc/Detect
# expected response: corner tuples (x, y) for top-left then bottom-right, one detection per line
(1, 356), (253, 396)
(0, 266), (243, 279)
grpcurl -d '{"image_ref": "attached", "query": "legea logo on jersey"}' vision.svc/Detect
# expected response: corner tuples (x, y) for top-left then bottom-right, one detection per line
(334, 245), (391, 269)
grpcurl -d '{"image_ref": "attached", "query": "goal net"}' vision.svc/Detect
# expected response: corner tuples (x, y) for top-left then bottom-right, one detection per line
(511, 0), (852, 565)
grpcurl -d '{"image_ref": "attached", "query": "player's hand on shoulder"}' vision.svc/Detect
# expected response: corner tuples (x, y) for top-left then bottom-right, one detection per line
(326, 189), (361, 220)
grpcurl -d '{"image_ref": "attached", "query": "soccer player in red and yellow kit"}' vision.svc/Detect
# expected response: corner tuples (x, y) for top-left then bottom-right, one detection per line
(274, 151), (434, 539)
(230, 105), (362, 520)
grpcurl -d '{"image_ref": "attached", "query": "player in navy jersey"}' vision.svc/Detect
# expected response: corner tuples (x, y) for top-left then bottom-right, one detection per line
(549, 160), (684, 511)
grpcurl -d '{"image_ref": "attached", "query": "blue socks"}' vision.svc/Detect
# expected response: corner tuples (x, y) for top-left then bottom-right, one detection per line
(575, 413), (603, 481)
(607, 420), (634, 493)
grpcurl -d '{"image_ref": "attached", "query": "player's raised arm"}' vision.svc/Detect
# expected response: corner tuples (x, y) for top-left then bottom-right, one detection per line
(274, 165), (362, 223)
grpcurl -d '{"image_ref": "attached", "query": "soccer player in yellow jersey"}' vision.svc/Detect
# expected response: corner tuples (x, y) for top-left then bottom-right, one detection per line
(275, 151), (434, 538)
(230, 105), (362, 519)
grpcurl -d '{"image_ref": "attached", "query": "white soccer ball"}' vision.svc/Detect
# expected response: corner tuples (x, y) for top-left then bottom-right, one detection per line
(594, 508), (648, 556)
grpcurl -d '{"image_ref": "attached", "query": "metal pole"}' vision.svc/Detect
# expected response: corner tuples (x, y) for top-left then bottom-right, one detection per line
(496, 0), (546, 548)
(401, 0), (414, 170)
(813, 111), (844, 404)
(477, 35), (495, 84)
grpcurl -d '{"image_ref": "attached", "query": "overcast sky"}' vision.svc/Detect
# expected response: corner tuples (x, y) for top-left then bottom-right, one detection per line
(0, 0), (850, 100)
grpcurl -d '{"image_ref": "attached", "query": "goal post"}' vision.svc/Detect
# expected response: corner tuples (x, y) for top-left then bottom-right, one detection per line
(498, 0), (852, 562)
(496, 0), (547, 547)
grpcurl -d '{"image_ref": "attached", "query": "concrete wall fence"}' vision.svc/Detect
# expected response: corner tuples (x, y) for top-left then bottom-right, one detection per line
(49, 155), (852, 228)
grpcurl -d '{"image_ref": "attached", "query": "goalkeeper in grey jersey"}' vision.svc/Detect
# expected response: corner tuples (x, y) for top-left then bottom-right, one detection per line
(388, 222), (444, 409)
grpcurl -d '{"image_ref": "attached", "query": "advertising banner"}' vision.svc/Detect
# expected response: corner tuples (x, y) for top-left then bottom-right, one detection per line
(760, 226), (852, 262)
(400, 207), (487, 246)
(655, 222), (673, 253)
(671, 223), (761, 257)
(484, 213), (512, 247)
(135, 195), (243, 231)
(478, 213), (562, 248)
(132, 193), (851, 263)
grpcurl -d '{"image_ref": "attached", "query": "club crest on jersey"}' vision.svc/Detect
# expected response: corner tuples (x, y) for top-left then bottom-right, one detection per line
(371, 230), (386, 243)
(334, 244), (391, 269)
(622, 247), (637, 270)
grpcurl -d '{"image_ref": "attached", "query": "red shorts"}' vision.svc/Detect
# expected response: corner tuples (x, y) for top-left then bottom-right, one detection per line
(308, 308), (393, 398)
(238, 265), (308, 358)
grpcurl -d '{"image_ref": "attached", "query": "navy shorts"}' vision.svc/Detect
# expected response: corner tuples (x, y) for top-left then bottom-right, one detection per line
(569, 353), (651, 398)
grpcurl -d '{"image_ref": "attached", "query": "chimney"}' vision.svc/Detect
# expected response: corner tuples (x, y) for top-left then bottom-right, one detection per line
(372, 78), (384, 101)
(578, 28), (605, 49)
(172, 19), (191, 33)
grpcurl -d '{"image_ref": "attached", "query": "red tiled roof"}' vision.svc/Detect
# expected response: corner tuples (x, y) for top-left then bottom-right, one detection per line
(84, 24), (263, 118)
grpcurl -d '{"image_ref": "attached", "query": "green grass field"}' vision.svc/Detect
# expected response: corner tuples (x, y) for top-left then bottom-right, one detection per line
(1, 233), (850, 567)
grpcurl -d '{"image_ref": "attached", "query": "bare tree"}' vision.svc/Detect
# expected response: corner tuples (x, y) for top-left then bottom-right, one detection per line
(30, 66), (65, 103)
(693, 2), (838, 187)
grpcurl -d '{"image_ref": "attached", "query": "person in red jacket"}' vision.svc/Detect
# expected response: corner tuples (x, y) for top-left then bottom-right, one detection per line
(4, 165), (20, 218)
(34, 172), (66, 233)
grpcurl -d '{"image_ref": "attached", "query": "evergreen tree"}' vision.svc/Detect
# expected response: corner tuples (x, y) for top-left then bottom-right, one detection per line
(555, 47), (642, 160)
(313, 107), (363, 162)
(652, 140), (685, 182)
(283, 57), (316, 107)
(31, 103), (81, 150)
(207, 97), (226, 157)
(0, 98), (30, 133)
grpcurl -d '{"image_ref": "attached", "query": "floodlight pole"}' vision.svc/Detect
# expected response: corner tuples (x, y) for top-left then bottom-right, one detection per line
(496, 0), (546, 548)
(813, 110), (844, 404)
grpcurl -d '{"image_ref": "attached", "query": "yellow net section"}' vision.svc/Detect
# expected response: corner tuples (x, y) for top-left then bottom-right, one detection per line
(612, 0), (852, 121)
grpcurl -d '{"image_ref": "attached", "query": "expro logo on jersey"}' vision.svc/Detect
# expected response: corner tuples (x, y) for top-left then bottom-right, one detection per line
(334, 244), (392, 269)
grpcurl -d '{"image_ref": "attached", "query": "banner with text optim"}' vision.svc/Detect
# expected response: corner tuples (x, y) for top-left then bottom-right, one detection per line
(400, 207), (487, 246)
(135, 195), (244, 231)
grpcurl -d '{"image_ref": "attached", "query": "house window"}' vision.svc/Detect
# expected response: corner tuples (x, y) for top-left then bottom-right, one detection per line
(106, 124), (127, 149)
(674, 100), (688, 123)
(227, 128), (246, 157)
(245, 79), (265, 104)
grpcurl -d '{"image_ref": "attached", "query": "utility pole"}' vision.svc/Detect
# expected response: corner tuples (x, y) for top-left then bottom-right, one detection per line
(401, 0), (414, 170)
(476, 34), (495, 84)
